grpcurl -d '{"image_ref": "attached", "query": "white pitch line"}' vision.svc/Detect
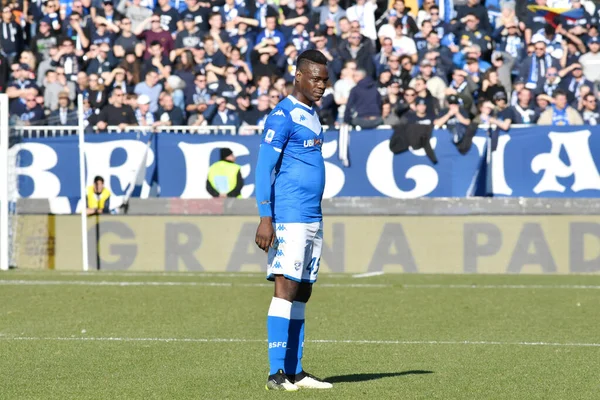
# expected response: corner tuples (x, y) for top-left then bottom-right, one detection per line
(0, 280), (391, 288)
(352, 271), (385, 279)
(0, 336), (599, 348)
(9, 271), (350, 279)
(403, 284), (600, 290)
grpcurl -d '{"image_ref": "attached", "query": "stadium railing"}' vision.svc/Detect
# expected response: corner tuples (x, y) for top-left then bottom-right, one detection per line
(11, 123), (533, 139)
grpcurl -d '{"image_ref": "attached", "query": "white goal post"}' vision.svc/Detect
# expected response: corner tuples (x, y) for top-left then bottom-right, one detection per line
(0, 94), (8, 271)
(0, 94), (89, 272)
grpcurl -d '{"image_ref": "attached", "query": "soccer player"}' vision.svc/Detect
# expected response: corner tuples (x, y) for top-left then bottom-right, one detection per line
(254, 50), (333, 391)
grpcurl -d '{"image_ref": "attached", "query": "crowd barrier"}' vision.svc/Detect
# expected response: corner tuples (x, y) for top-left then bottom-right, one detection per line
(10, 125), (600, 213)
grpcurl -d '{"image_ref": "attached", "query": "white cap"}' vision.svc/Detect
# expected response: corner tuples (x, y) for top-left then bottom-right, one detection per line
(137, 94), (151, 105)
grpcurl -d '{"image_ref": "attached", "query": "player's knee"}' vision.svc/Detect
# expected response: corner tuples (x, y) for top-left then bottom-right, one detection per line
(274, 275), (300, 302)
(295, 283), (312, 303)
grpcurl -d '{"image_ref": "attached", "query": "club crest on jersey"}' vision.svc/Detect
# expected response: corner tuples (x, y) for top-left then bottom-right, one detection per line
(294, 261), (302, 271)
(273, 109), (285, 117)
(303, 138), (323, 148)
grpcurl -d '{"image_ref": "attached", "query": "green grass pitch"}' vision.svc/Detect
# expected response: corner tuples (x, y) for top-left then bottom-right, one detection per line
(1, 271), (599, 399)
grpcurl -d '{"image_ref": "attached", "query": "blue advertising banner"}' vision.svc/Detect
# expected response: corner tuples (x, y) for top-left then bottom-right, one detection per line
(491, 127), (600, 197)
(10, 126), (600, 213)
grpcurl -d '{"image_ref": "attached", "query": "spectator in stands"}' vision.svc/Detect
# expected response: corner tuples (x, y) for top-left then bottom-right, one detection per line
(579, 37), (600, 83)
(456, 0), (491, 34)
(97, 0), (124, 24)
(87, 176), (111, 215)
(86, 43), (115, 75)
(522, 40), (560, 92)
(382, 100), (402, 126)
(344, 68), (382, 129)
(339, 31), (375, 78)
(334, 63), (356, 124)
(318, 0), (346, 34)
(434, 95), (471, 144)
(136, 14), (174, 59)
(374, 38), (394, 77)
(125, 0), (153, 32)
(48, 92), (77, 126)
(7, 63), (39, 101)
(206, 148), (243, 198)
(446, 69), (476, 115)
(480, 69), (505, 101)
(391, 20), (417, 64)
(135, 70), (163, 113)
(560, 63), (594, 105)
(185, 72), (210, 120)
(173, 13), (203, 60)
(268, 89), (281, 109)
(154, 92), (185, 126)
(538, 89), (583, 126)
(236, 93), (256, 126)
(32, 17), (58, 63)
(580, 93), (600, 126)
(346, 0), (377, 42)
(540, 66), (561, 97)
(135, 94), (158, 127)
(114, 17), (140, 57)
(415, 59), (446, 106)
(9, 93), (45, 125)
(489, 91), (513, 131)
(411, 75), (439, 114)
(404, 96), (434, 125)
(393, 55), (413, 88)
(52, 38), (81, 83)
(204, 96), (240, 128)
(96, 87), (137, 131)
(390, 0), (418, 37)
(252, 94), (272, 127)
(88, 73), (109, 113)
(255, 15), (286, 55)
(0, 6), (24, 64)
(510, 88), (538, 125)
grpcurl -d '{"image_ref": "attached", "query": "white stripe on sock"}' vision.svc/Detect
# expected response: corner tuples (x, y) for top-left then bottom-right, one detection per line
(291, 301), (306, 320)
(268, 297), (292, 319)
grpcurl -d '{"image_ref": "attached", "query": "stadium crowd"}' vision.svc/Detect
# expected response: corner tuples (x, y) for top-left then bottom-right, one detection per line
(4, 0), (600, 132)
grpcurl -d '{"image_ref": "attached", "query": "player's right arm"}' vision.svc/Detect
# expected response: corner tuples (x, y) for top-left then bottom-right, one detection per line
(254, 108), (292, 252)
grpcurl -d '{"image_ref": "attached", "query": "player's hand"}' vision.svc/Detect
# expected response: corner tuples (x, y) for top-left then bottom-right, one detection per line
(255, 217), (275, 253)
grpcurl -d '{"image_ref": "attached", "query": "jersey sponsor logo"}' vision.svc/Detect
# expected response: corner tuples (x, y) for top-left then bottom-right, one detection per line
(303, 138), (323, 148)
(277, 237), (286, 244)
(300, 114), (306, 121)
(273, 261), (282, 269)
(268, 341), (287, 348)
(276, 224), (286, 231)
(265, 129), (275, 143)
(276, 249), (284, 257)
(273, 109), (285, 117)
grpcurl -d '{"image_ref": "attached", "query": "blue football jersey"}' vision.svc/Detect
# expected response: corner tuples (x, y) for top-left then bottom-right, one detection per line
(260, 95), (325, 223)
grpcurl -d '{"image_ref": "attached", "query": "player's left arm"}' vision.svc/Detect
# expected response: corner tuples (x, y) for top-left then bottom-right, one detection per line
(254, 108), (291, 252)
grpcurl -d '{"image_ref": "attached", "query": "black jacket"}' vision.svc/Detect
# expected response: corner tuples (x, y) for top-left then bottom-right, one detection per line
(344, 77), (382, 123)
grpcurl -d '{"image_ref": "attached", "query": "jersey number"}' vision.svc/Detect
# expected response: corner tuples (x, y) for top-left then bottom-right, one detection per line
(306, 257), (320, 275)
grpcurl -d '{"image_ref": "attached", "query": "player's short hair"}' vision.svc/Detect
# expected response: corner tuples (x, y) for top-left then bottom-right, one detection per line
(94, 176), (104, 183)
(296, 50), (328, 72)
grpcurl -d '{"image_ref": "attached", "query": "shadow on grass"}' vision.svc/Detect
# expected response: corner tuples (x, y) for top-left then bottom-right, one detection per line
(325, 370), (434, 383)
